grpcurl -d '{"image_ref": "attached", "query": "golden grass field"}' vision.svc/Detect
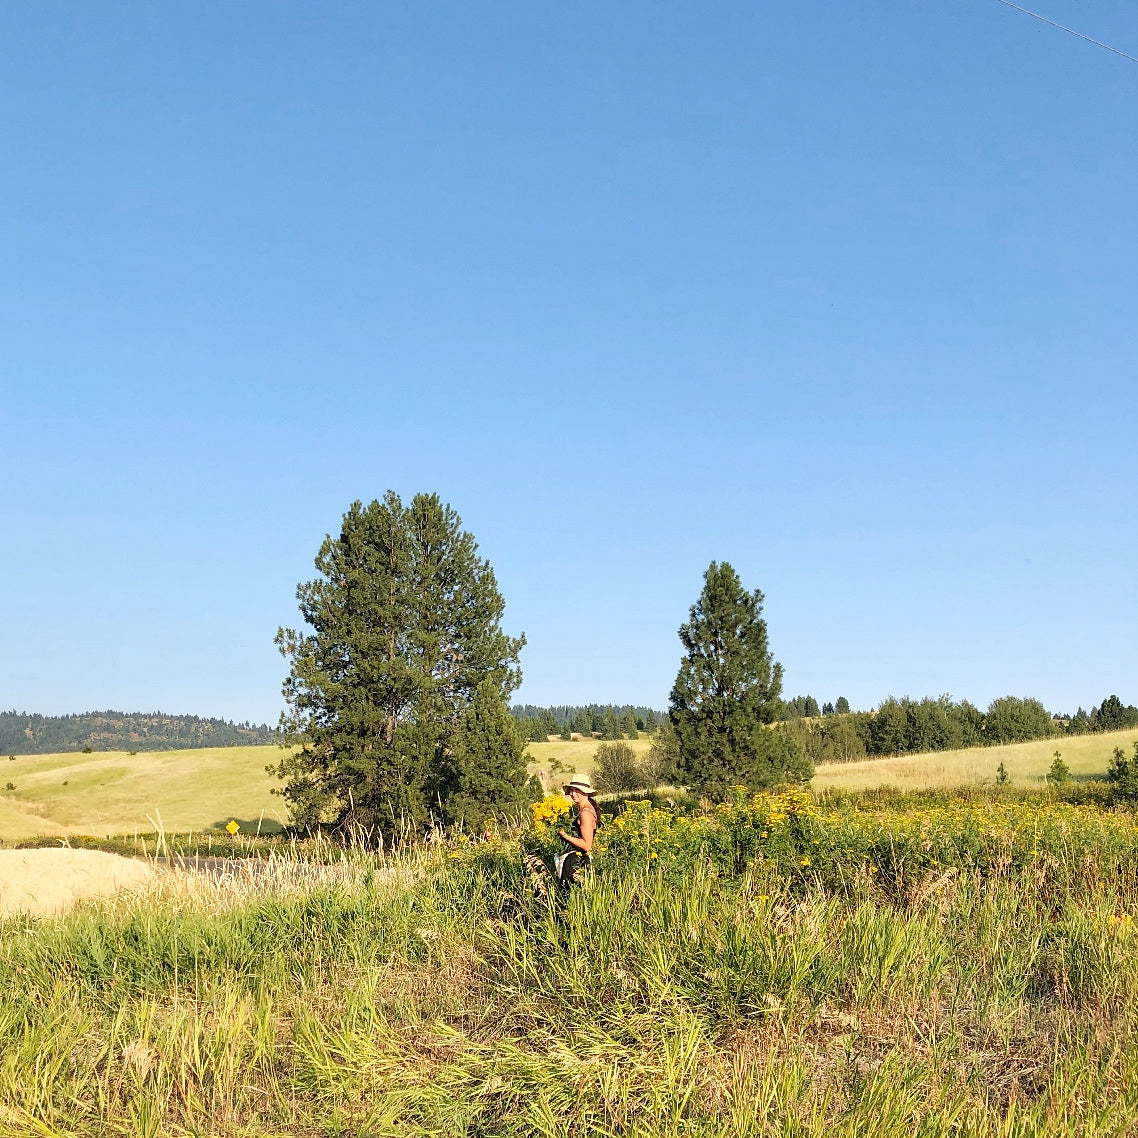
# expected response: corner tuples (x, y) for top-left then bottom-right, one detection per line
(812, 727), (1138, 792)
(0, 745), (284, 840)
(1, 729), (1136, 843)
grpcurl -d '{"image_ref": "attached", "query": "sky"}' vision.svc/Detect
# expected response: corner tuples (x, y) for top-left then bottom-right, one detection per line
(1, 1), (1135, 725)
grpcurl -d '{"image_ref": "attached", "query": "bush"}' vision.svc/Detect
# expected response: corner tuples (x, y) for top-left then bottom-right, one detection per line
(591, 742), (649, 793)
(1107, 743), (1138, 803)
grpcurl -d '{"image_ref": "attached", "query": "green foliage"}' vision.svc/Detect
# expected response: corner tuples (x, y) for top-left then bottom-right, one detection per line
(985, 695), (1055, 745)
(785, 714), (867, 766)
(995, 762), (1009, 785)
(1047, 750), (1071, 785)
(1093, 694), (1138, 732)
(644, 721), (681, 786)
(590, 741), (648, 793)
(0, 710), (276, 755)
(5, 789), (1138, 1135)
(835, 695), (851, 714)
(436, 680), (535, 831)
(273, 492), (525, 834)
(1106, 743), (1138, 802)
(670, 562), (810, 795)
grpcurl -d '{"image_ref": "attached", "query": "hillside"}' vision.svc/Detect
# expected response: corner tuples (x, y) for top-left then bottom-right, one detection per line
(0, 745), (283, 840)
(0, 710), (276, 755)
(812, 728), (1138, 792)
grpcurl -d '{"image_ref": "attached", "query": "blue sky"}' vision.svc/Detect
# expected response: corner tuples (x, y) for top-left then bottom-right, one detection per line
(2, 1), (1135, 724)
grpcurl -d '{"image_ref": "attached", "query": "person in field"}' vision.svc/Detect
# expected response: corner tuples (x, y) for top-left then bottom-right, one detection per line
(556, 776), (600, 886)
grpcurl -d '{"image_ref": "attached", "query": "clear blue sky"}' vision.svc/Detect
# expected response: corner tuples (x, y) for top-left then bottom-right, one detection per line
(2, 1), (1135, 724)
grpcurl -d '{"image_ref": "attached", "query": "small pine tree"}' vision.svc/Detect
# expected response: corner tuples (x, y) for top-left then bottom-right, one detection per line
(1046, 750), (1070, 785)
(995, 762), (1009, 786)
(1106, 743), (1138, 802)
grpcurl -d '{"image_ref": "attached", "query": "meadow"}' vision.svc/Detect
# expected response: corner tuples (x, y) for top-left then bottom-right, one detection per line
(2, 730), (1136, 842)
(3, 786), (1138, 1135)
(811, 730), (1138, 794)
(0, 746), (284, 840)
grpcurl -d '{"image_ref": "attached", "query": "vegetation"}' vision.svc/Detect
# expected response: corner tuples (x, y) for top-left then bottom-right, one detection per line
(590, 740), (649, 792)
(4, 786), (1138, 1134)
(812, 729), (1138, 794)
(0, 710), (275, 755)
(511, 703), (663, 743)
(670, 561), (810, 794)
(273, 492), (527, 834)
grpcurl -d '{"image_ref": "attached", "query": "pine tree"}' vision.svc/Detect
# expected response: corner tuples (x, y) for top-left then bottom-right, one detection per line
(437, 680), (534, 830)
(669, 562), (810, 795)
(273, 492), (525, 833)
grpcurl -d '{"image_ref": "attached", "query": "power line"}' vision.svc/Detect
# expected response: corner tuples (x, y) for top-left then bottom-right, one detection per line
(993, 0), (1138, 64)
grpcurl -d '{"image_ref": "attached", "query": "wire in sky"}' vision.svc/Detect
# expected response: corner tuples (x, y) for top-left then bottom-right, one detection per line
(993, 0), (1138, 64)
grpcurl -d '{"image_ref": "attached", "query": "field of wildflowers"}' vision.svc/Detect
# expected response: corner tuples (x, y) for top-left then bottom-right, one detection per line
(2, 785), (1138, 1135)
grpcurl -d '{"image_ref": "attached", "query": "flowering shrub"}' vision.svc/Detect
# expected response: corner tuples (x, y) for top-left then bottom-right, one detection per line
(591, 788), (1138, 897)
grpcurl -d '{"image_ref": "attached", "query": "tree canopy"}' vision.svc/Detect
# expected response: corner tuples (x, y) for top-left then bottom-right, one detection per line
(273, 492), (528, 834)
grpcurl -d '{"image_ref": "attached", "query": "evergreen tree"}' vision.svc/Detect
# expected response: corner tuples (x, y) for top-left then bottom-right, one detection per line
(1094, 695), (1138, 732)
(669, 562), (810, 795)
(437, 680), (534, 830)
(273, 492), (525, 832)
(835, 696), (851, 714)
(622, 709), (639, 739)
(803, 695), (821, 718)
(600, 709), (624, 740)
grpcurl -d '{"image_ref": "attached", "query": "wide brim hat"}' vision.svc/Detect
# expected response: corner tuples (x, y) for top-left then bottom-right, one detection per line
(563, 776), (597, 797)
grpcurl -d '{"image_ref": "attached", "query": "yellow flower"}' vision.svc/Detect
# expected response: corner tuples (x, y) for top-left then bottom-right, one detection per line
(800, 856), (811, 866)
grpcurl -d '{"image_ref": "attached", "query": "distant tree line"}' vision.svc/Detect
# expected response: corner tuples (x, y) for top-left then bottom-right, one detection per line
(0, 711), (277, 755)
(783, 693), (1138, 767)
(510, 704), (664, 743)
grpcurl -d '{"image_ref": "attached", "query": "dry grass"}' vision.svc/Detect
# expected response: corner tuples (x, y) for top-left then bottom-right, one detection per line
(0, 848), (157, 918)
(526, 736), (654, 789)
(0, 744), (285, 839)
(812, 727), (1138, 792)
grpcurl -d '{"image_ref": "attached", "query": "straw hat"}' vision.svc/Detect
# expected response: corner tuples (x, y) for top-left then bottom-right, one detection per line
(563, 776), (597, 797)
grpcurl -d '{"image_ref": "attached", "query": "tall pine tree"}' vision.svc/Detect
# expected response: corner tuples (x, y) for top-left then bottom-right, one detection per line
(669, 561), (810, 795)
(273, 492), (525, 833)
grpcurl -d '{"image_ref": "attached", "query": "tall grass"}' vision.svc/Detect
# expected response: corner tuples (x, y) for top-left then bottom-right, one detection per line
(2, 793), (1138, 1135)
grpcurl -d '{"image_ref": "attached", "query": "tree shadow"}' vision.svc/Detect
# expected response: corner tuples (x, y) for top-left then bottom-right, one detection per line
(208, 817), (285, 835)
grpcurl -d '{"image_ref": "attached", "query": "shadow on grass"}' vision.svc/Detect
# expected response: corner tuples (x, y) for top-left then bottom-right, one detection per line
(208, 818), (286, 835)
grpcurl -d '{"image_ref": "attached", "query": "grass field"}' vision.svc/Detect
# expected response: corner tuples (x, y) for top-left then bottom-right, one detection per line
(527, 735), (655, 790)
(4, 790), (1138, 1134)
(812, 728), (1138, 793)
(0, 745), (284, 840)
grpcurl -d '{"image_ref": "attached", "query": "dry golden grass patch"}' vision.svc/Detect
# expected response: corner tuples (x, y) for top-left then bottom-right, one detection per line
(0, 847), (156, 918)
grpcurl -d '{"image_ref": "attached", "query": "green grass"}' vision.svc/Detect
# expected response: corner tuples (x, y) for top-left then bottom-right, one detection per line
(3, 794), (1138, 1135)
(812, 728), (1138, 793)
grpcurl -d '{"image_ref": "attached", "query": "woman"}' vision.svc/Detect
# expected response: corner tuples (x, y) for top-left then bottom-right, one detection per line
(556, 776), (600, 886)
